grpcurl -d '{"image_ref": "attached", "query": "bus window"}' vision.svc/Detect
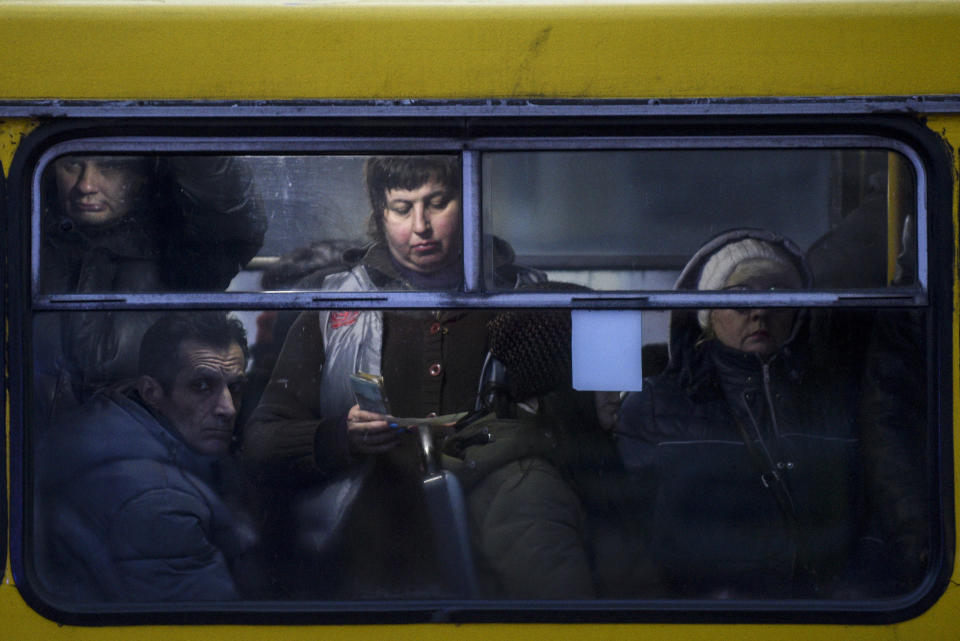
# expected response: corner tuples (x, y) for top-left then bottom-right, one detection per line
(17, 126), (946, 622)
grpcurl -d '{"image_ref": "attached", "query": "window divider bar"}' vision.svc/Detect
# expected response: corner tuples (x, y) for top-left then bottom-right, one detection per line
(32, 289), (927, 311)
(462, 148), (481, 293)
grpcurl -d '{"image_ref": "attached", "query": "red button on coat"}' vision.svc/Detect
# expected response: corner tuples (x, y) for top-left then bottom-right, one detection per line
(429, 362), (442, 376)
(429, 322), (442, 335)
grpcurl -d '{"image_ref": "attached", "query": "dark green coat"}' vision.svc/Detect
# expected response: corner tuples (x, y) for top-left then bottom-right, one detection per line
(442, 408), (599, 599)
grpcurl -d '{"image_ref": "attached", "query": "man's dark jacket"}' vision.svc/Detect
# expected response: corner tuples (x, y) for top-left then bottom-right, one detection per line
(35, 387), (257, 603)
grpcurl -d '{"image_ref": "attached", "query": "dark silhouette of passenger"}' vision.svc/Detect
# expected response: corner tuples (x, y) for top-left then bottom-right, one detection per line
(441, 289), (619, 598)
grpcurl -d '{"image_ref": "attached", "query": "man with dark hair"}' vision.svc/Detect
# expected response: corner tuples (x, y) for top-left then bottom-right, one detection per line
(136, 313), (250, 456)
(35, 312), (258, 603)
(244, 155), (541, 597)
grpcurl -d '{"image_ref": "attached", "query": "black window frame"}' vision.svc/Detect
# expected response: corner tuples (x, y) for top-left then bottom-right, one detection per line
(0, 148), (7, 582)
(5, 108), (955, 625)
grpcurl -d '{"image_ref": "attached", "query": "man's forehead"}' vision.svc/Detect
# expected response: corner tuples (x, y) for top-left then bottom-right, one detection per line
(177, 340), (246, 372)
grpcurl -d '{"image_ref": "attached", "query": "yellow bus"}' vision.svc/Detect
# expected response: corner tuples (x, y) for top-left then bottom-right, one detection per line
(1, 0), (959, 639)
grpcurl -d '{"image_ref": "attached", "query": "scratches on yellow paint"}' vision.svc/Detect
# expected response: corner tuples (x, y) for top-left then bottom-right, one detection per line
(528, 25), (553, 54)
(0, 120), (41, 178)
(511, 26), (553, 95)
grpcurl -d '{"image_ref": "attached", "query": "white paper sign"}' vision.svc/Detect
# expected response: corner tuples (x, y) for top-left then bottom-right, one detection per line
(572, 309), (644, 391)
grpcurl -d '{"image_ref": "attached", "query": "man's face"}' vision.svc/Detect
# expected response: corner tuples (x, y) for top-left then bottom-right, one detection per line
(382, 176), (461, 274)
(54, 156), (146, 226)
(153, 340), (246, 456)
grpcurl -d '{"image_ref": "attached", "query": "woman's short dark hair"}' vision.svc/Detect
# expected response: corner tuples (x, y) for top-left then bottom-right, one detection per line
(139, 312), (248, 392)
(364, 155), (461, 242)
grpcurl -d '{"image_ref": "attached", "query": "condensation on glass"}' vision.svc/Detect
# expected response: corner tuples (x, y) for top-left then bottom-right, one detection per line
(38, 153), (464, 295)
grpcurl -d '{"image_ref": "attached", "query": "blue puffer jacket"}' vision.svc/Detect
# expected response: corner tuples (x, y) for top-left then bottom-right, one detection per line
(616, 229), (872, 598)
(34, 387), (257, 603)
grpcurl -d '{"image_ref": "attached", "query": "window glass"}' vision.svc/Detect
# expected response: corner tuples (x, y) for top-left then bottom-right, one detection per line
(28, 307), (933, 604)
(39, 154), (463, 295)
(483, 150), (918, 291)
(23, 139), (938, 616)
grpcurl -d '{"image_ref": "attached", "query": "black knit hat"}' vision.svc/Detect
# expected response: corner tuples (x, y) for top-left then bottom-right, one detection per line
(487, 282), (587, 401)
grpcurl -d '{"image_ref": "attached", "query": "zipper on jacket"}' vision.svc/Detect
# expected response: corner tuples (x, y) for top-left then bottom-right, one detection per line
(741, 393), (781, 483)
(762, 363), (782, 440)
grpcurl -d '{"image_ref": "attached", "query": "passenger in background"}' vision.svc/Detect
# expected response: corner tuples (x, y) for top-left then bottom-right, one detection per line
(243, 155), (542, 598)
(37, 155), (266, 420)
(855, 310), (929, 592)
(616, 229), (887, 598)
(806, 187), (930, 592)
(240, 238), (357, 428)
(441, 286), (622, 599)
(35, 313), (261, 602)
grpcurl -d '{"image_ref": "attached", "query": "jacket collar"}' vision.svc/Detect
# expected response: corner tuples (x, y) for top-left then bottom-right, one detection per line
(680, 338), (807, 400)
(118, 386), (223, 483)
(44, 207), (161, 261)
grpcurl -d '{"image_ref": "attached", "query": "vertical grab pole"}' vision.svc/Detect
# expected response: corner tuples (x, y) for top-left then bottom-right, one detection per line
(887, 151), (909, 284)
(417, 424), (479, 598)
